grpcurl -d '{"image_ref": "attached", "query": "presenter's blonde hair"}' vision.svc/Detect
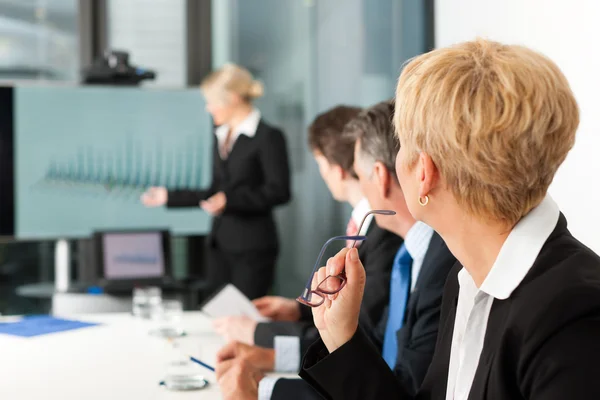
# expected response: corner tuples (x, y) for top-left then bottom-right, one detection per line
(201, 63), (264, 104)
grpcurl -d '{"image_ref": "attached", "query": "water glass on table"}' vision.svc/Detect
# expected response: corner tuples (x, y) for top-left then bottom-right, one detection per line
(132, 286), (162, 319)
(161, 352), (209, 391)
(150, 299), (185, 338)
(159, 322), (210, 391)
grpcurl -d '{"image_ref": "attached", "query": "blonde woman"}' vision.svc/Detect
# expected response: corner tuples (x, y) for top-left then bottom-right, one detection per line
(142, 63), (291, 300)
(283, 39), (600, 399)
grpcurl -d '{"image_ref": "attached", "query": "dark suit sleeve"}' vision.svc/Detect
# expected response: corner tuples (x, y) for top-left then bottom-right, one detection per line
(254, 320), (322, 360)
(254, 321), (311, 348)
(520, 286), (600, 399)
(166, 139), (219, 208)
(272, 378), (324, 400)
(300, 328), (319, 352)
(166, 189), (211, 207)
(300, 329), (411, 400)
(393, 285), (443, 396)
(223, 128), (291, 214)
(357, 229), (401, 351)
(359, 305), (388, 351)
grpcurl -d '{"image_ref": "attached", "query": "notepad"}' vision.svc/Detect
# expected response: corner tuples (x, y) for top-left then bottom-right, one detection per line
(201, 284), (269, 322)
(0, 315), (99, 338)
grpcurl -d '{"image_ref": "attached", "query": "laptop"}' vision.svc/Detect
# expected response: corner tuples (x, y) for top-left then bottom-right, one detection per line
(93, 229), (174, 292)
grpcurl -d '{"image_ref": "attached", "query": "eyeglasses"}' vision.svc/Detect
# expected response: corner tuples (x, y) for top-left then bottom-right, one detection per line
(297, 209), (396, 307)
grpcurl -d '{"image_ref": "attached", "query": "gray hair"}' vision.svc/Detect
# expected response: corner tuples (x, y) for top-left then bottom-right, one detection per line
(343, 100), (399, 179)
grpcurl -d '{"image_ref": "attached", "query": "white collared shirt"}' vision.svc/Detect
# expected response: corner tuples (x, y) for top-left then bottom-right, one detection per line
(352, 198), (373, 236)
(215, 108), (261, 158)
(445, 196), (560, 400)
(404, 221), (435, 292)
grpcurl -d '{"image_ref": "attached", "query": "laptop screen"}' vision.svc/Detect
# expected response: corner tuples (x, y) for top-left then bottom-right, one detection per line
(102, 232), (165, 280)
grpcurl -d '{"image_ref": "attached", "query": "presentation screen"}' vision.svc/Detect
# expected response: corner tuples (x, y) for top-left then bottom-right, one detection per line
(0, 85), (213, 239)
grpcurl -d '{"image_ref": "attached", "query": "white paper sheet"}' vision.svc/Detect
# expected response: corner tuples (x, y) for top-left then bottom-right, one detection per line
(201, 284), (269, 322)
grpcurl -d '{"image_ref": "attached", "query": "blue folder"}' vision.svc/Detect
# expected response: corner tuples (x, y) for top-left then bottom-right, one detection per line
(0, 315), (99, 338)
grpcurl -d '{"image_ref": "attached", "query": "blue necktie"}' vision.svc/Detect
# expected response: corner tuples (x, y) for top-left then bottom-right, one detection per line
(382, 244), (413, 369)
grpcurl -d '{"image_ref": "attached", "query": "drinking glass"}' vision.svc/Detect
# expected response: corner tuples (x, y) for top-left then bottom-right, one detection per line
(150, 299), (185, 338)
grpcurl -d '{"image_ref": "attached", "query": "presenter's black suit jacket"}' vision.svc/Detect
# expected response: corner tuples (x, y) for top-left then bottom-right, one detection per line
(271, 233), (455, 400)
(254, 222), (403, 354)
(166, 120), (291, 252)
(299, 214), (600, 400)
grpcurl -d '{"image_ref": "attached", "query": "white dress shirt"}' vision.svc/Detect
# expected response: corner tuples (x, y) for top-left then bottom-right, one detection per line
(445, 196), (560, 400)
(404, 221), (435, 292)
(351, 198), (373, 236)
(215, 108), (261, 158)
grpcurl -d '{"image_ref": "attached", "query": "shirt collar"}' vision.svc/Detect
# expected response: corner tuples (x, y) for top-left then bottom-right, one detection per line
(351, 198), (370, 224)
(466, 195), (560, 300)
(215, 108), (261, 143)
(352, 198), (373, 235)
(404, 221), (435, 263)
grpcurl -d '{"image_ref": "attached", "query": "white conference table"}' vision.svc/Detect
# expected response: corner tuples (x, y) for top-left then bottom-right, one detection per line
(0, 312), (291, 400)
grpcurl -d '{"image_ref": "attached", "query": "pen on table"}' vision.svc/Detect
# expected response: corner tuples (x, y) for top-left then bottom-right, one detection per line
(190, 356), (215, 372)
(164, 338), (215, 371)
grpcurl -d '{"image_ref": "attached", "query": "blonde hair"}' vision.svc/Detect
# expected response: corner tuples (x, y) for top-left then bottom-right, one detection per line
(201, 63), (264, 102)
(395, 39), (579, 225)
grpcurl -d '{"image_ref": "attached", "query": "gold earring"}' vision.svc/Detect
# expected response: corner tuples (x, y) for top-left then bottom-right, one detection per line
(418, 195), (429, 206)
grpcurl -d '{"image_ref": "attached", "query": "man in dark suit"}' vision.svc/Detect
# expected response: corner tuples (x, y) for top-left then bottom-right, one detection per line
(297, 40), (600, 399)
(215, 102), (456, 400)
(212, 105), (402, 357)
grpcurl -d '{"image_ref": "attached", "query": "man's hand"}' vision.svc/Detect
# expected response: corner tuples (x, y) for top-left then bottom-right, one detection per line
(201, 191), (227, 215)
(312, 247), (365, 353)
(217, 341), (275, 372)
(253, 296), (301, 321)
(216, 359), (264, 400)
(213, 316), (257, 345)
(140, 187), (168, 207)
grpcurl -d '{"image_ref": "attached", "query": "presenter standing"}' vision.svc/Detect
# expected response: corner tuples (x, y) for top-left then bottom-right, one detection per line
(141, 64), (291, 299)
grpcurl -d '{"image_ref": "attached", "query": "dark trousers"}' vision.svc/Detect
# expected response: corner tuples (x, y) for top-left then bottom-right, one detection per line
(206, 244), (278, 300)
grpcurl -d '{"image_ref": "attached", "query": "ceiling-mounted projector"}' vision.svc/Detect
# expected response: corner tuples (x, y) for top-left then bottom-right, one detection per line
(82, 50), (156, 86)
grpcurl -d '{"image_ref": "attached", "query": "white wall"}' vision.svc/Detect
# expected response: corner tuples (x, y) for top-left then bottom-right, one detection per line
(435, 0), (600, 253)
(107, 0), (187, 87)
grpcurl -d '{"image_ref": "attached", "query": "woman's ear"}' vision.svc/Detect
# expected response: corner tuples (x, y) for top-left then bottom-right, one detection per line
(418, 152), (439, 197)
(227, 91), (243, 106)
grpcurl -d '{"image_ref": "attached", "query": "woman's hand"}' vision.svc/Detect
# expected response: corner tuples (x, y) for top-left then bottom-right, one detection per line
(140, 187), (168, 207)
(312, 247), (366, 353)
(201, 191), (227, 215)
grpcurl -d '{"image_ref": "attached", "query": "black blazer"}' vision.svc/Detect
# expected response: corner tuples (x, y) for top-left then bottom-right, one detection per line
(254, 222), (403, 352)
(167, 120), (291, 252)
(277, 233), (454, 400)
(299, 214), (600, 400)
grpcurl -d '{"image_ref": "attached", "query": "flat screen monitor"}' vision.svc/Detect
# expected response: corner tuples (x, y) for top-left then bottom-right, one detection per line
(95, 230), (171, 283)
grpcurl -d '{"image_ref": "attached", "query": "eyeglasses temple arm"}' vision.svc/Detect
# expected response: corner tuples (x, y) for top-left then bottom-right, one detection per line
(351, 210), (396, 247)
(352, 213), (370, 248)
